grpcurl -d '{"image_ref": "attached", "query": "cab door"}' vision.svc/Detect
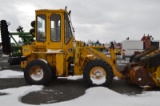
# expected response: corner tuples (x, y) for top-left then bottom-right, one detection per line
(48, 13), (63, 49)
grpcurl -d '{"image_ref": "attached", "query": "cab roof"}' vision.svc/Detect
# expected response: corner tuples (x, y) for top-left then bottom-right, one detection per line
(36, 9), (68, 13)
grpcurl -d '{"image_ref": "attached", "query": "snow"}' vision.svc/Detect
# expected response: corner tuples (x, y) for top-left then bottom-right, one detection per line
(113, 76), (119, 80)
(67, 75), (83, 80)
(58, 75), (83, 80)
(39, 59), (48, 64)
(87, 54), (93, 57)
(0, 85), (43, 106)
(46, 49), (62, 53)
(0, 70), (160, 106)
(0, 70), (23, 78)
(91, 76), (106, 85)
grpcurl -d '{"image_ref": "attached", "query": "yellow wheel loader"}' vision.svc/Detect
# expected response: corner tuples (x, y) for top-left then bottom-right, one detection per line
(20, 8), (160, 88)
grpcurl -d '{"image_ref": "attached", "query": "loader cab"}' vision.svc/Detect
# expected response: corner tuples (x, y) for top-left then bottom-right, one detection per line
(35, 9), (75, 51)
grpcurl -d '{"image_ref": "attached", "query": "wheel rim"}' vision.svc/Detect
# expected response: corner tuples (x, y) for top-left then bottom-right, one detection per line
(90, 67), (106, 85)
(30, 66), (44, 81)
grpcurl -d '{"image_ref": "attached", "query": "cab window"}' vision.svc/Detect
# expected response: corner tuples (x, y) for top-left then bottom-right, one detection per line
(65, 13), (73, 44)
(36, 15), (46, 42)
(50, 14), (61, 42)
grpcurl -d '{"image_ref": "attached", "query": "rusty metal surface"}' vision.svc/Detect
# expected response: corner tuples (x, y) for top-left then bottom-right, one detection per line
(129, 66), (156, 88)
(121, 61), (156, 88)
(121, 62), (140, 77)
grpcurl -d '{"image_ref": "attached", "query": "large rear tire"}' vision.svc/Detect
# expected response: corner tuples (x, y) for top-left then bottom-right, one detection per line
(24, 60), (53, 85)
(83, 59), (113, 87)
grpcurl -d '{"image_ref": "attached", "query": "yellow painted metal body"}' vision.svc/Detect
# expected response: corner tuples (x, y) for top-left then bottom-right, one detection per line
(144, 50), (160, 87)
(73, 41), (124, 78)
(149, 66), (160, 87)
(56, 53), (65, 76)
(114, 48), (121, 55)
(21, 9), (124, 79)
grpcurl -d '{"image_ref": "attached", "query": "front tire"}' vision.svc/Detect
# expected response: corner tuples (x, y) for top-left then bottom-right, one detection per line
(24, 60), (53, 85)
(83, 59), (113, 87)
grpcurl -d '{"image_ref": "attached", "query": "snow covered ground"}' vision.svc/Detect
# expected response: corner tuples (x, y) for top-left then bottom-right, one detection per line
(0, 70), (160, 106)
(0, 70), (23, 78)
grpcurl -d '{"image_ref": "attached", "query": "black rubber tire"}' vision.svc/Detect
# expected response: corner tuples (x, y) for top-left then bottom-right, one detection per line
(31, 21), (35, 28)
(8, 57), (26, 66)
(24, 60), (53, 85)
(83, 59), (113, 87)
(29, 28), (35, 36)
(0, 20), (11, 54)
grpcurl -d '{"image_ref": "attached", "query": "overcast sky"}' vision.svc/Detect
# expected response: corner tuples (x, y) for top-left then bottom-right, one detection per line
(0, 0), (160, 43)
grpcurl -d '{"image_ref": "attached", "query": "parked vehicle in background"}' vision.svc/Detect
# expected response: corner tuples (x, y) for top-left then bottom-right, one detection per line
(122, 38), (160, 57)
(122, 40), (144, 57)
